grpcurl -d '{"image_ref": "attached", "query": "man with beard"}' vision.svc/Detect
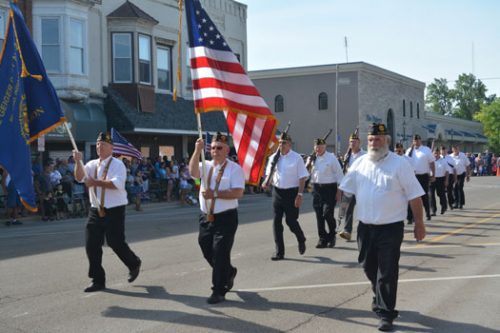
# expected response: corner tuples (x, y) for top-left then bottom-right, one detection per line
(262, 132), (309, 261)
(339, 123), (426, 332)
(189, 133), (245, 304)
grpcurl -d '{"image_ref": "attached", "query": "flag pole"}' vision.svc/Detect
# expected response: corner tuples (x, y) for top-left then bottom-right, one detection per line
(196, 113), (210, 213)
(63, 122), (99, 207)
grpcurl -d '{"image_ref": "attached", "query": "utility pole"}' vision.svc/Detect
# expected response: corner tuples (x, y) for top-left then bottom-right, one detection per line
(344, 36), (349, 63)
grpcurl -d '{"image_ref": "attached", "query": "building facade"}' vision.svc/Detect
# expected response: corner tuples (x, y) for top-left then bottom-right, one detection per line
(250, 62), (487, 154)
(0, 0), (247, 161)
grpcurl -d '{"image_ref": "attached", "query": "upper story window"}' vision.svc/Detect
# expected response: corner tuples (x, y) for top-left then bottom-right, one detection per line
(402, 99), (406, 117)
(157, 45), (172, 91)
(318, 92), (328, 110)
(410, 101), (413, 118)
(41, 17), (61, 72)
(0, 9), (6, 48)
(69, 18), (84, 74)
(275, 95), (284, 113)
(417, 103), (420, 119)
(138, 34), (151, 84)
(112, 33), (132, 83)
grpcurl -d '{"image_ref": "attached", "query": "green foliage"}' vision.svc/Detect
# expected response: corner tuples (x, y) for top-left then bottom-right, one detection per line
(452, 74), (487, 120)
(474, 98), (500, 153)
(426, 73), (494, 121)
(425, 78), (452, 115)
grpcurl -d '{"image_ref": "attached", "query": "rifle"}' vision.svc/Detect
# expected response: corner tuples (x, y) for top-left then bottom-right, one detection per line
(305, 128), (333, 171)
(342, 127), (359, 174)
(263, 121), (291, 188)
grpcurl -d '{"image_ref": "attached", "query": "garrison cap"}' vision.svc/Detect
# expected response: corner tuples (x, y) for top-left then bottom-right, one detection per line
(212, 132), (228, 144)
(367, 123), (387, 136)
(97, 132), (112, 144)
(279, 132), (292, 142)
(314, 138), (326, 145)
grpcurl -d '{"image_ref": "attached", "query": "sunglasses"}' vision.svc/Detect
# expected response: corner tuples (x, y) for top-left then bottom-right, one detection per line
(211, 146), (224, 151)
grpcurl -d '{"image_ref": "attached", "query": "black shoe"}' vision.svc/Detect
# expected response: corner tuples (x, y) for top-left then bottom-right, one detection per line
(431, 212), (436, 216)
(459, 205), (463, 209)
(298, 241), (306, 255)
(426, 216), (431, 221)
(271, 253), (284, 261)
(453, 205), (459, 209)
(226, 267), (237, 291)
(449, 205), (454, 210)
(84, 282), (105, 292)
(371, 297), (378, 312)
(206, 292), (225, 304)
(407, 219), (413, 225)
(378, 318), (394, 332)
(441, 208), (446, 215)
(315, 240), (327, 249)
(128, 259), (141, 283)
(328, 236), (336, 248)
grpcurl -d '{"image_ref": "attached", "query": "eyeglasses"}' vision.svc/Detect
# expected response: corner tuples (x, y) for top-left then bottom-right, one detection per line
(211, 146), (224, 151)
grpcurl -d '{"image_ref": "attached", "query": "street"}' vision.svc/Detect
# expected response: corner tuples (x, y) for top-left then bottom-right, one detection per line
(1, 177), (500, 332)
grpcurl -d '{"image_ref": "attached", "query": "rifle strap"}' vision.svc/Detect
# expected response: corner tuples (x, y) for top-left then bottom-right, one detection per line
(206, 160), (228, 222)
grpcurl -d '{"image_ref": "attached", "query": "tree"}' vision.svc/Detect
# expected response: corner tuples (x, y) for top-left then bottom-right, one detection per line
(451, 73), (487, 120)
(426, 78), (453, 115)
(474, 98), (500, 154)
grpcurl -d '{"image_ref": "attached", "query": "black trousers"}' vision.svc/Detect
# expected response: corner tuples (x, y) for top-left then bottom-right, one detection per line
(272, 187), (306, 256)
(312, 183), (338, 241)
(198, 209), (238, 295)
(430, 176), (447, 213)
(357, 221), (404, 321)
(343, 195), (357, 233)
(453, 173), (466, 207)
(86, 206), (141, 285)
(446, 174), (455, 208)
(408, 173), (430, 220)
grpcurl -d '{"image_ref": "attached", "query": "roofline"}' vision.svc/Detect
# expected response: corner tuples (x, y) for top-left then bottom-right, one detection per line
(134, 128), (200, 135)
(249, 62), (425, 89)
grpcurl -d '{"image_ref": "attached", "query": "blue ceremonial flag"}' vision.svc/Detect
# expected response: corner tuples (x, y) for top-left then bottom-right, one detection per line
(0, 2), (65, 211)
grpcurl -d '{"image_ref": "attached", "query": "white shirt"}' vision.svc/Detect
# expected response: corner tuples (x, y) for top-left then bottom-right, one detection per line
(339, 152), (424, 225)
(347, 149), (366, 168)
(433, 158), (450, 178)
(83, 156), (128, 208)
(405, 145), (435, 174)
(450, 152), (470, 175)
(198, 159), (245, 214)
(266, 150), (309, 189)
(442, 155), (456, 175)
(310, 151), (344, 184)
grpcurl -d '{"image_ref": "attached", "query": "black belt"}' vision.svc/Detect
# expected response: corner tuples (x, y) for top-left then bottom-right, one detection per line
(313, 183), (337, 188)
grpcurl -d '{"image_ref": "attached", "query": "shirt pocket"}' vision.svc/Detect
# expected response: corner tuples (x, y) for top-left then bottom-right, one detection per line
(375, 172), (392, 192)
(218, 175), (231, 191)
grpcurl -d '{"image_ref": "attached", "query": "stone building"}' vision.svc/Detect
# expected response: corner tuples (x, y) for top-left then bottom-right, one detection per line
(250, 62), (487, 155)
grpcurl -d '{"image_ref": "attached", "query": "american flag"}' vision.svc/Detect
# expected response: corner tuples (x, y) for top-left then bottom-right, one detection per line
(185, 0), (278, 185)
(111, 128), (143, 160)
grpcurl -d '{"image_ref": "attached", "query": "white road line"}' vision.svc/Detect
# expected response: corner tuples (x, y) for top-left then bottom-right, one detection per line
(12, 312), (29, 318)
(237, 273), (500, 293)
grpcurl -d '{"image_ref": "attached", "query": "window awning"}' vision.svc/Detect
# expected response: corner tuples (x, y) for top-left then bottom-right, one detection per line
(45, 101), (107, 142)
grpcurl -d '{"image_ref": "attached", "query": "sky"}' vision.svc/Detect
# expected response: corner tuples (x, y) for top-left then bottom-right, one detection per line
(237, 0), (500, 97)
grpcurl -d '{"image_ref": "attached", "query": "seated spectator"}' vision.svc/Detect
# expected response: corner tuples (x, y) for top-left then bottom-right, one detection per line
(54, 184), (70, 219)
(179, 165), (193, 205)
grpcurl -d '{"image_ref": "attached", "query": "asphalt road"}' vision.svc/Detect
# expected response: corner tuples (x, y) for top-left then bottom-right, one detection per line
(1, 176), (500, 332)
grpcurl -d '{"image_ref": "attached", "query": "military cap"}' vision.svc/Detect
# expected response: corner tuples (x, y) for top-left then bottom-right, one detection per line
(97, 132), (113, 144)
(413, 134), (422, 140)
(279, 132), (292, 142)
(212, 132), (228, 144)
(349, 132), (360, 140)
(314, 138), (326, 145)
(395, 142), (404, 149)
(367, 123), (387, 136)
